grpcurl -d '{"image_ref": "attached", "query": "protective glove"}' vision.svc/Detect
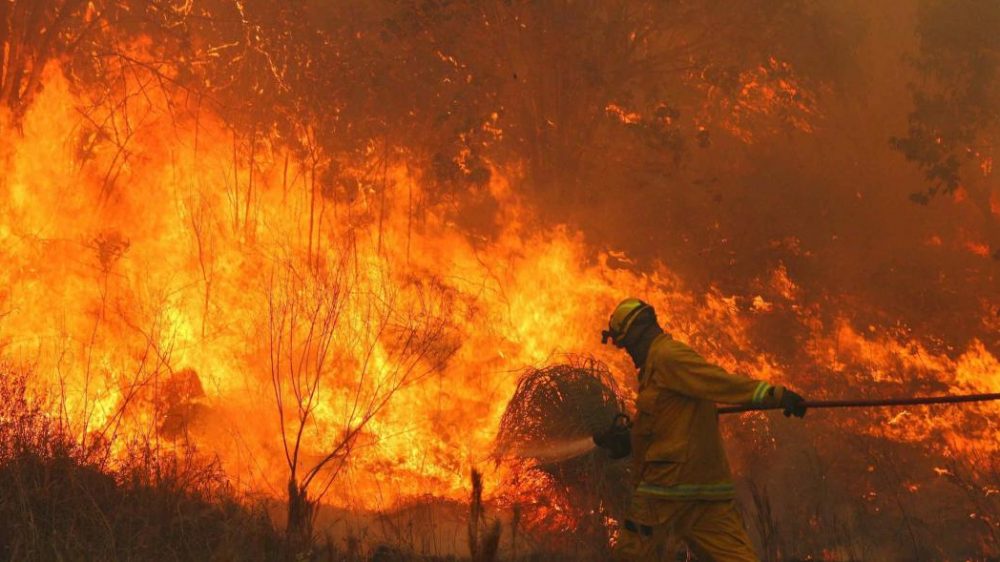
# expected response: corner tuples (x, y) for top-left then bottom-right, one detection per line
(780, 389), (807, 418)
(592, 413), (632, 459)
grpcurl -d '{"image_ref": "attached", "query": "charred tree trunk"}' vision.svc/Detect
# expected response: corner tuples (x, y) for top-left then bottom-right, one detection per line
(286, 477), (315, 555)
(0, 0), (86, 120)
(467, 469), (501, 562)
(965, 181), (1000, 263)
(986, 210), (1000, 263)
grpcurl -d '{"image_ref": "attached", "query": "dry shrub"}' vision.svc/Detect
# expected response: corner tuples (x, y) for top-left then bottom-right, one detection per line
(0, 362), (287, 562)
(495, 357), (631, 560)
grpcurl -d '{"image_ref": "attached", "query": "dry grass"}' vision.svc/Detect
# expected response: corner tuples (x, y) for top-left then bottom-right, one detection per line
(6, 352), (995, 561)
(0, 362), (598, 562)
(0, 365), (289, 562)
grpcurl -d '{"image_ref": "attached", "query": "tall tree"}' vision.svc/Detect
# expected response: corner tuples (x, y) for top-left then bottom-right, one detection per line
(0, 0), (90, 118)
(892, 0), (1000, 260)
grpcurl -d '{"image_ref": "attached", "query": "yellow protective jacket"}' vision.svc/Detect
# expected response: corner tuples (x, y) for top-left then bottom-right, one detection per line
(631, 334), (785, 501)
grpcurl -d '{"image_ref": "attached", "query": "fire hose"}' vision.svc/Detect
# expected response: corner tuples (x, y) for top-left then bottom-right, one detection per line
(716, 391), (1000, 414)
(593, 393), (1000, 459)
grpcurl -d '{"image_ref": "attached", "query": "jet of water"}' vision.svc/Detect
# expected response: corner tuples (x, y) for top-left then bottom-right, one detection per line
(508, 436), (597, 464)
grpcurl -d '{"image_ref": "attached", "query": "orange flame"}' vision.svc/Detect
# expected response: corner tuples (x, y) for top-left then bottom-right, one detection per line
(1, 62), (997, 518)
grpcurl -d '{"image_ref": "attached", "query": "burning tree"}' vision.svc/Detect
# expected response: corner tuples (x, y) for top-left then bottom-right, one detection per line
(0, 0), (90, 118)
(263, 249), (450, 550)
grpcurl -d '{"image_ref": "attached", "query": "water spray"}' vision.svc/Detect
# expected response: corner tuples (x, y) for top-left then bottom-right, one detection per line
(508, 436), (599, 464)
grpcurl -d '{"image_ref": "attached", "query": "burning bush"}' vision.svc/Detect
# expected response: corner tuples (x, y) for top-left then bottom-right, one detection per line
(495, 358), (631, 559)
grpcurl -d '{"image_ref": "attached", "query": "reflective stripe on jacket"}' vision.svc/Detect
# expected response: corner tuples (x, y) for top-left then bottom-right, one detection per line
(631, 334), (785, 501)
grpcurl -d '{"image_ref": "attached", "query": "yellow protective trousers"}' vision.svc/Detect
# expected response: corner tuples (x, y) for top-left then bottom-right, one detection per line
(612, 497), (759, 562)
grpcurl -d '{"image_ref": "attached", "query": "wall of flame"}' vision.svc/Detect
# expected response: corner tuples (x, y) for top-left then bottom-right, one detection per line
(0, 62), (997, 526)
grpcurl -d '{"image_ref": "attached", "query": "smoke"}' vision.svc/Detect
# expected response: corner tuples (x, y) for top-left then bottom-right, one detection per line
(0, 0), (997, 558)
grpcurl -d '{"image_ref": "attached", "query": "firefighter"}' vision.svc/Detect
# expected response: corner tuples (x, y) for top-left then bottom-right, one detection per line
(594, 297), (807, 562)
